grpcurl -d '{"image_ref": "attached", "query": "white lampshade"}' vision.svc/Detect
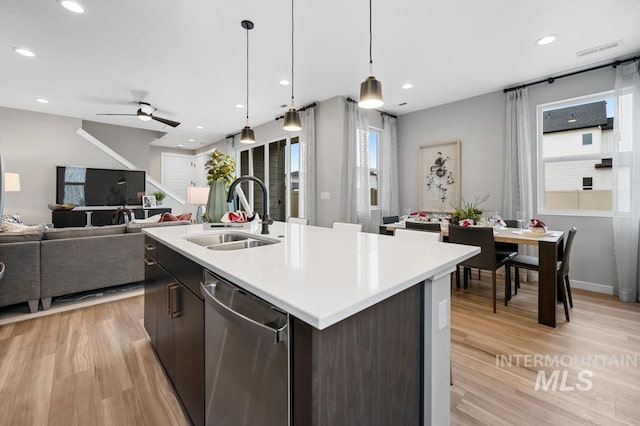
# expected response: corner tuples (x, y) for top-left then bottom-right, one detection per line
(4, 173), (20, 192)
(187, 186), (209, 205)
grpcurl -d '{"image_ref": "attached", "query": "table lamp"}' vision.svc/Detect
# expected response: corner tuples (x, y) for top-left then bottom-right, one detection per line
(4, 173), (20, 192)
(187, 186), (209, 224)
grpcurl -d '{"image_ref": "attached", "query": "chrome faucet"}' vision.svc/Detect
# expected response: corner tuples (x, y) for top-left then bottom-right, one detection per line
(227, 176), (273, 234)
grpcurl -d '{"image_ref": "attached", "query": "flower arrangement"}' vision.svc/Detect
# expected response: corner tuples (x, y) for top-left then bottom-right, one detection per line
(205, 149), (236, 185)
(451, 193), (490, 225)
(528, 218), (547, 233)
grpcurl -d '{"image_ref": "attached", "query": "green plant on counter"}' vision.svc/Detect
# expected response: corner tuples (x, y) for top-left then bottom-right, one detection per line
(451, 193), (490, 224)
(153, 191), (166, 202)
(205, 149), (236, 185)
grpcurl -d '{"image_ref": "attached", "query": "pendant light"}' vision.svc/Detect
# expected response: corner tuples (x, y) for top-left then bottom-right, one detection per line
(283, 0), (302, 131)
(240, 20), (256, 143)
(358, 0), (383, 109)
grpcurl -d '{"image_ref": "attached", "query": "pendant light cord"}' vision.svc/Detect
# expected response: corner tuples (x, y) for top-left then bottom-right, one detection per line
(369, 0), (373, 68)
(246, 26), (250, 123)
(291, 0), (295, 103)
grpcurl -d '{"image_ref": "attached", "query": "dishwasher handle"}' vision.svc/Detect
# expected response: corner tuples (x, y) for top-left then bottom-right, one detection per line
(200, 281), (287, 344)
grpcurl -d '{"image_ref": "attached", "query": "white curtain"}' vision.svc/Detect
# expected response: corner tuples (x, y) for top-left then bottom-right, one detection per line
(379, 114), (399, 218)
(502, 88), (533, 220)
(343, 101), (371, 225)
(613, 61), (640, 302)
(299, 108), (317, 225)
(503, 88), (535, 281)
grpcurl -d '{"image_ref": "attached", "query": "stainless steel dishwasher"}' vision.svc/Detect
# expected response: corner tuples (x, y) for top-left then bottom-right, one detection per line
(201, 270), (289, 426)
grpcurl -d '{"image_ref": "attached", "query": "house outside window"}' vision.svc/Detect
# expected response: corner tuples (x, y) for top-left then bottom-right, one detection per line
(369, 128), (381, 207)
(537, 92), (614, 215)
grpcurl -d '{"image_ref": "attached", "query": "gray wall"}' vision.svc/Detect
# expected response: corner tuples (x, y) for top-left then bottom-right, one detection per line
(397, 68), (617, 291)
(0, 106), (187, 224)
(82, 120), (165, 171)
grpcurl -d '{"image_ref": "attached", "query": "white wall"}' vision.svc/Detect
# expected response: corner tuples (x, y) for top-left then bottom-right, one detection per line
(397, 67), (618, 292)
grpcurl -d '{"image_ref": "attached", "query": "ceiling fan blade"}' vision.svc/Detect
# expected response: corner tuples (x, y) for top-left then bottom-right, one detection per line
(151, 115), (181, 128)
(96, 113), (138, 116)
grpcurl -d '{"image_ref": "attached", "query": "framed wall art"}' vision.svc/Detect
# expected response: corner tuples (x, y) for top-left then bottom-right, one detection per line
(417, 140), (460, 213)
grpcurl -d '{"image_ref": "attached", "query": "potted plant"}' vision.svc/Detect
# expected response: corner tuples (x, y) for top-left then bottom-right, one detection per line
(451, 193), (489, 225)
(204, 149), (236, 222)
(153, 191), (166, 205)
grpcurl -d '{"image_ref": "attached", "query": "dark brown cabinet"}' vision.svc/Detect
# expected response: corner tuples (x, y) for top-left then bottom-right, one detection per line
(144, 237), (204, 426)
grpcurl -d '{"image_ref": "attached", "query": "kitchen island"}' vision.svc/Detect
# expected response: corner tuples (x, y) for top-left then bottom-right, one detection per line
(143, 221), (479, 426)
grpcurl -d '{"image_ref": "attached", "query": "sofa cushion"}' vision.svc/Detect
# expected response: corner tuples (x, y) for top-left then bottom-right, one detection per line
(43, 224), (127, 240)
(127, 220), (191, 233)
(0, 231), (43, 242)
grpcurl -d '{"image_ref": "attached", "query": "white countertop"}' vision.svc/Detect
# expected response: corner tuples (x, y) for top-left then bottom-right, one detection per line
(144, 222), (479, 330)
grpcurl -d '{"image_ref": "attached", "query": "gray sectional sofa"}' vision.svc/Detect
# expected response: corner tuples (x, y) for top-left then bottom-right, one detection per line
(0, 220), (190, 313)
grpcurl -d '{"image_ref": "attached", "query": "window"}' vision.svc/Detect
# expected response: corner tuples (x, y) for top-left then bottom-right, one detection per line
(537, 92), (614, 214)
(236, 136), (299, 221)
(369, 128), (381, 207)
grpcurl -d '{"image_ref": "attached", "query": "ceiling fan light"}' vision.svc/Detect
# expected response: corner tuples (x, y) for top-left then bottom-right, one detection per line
(137, 110), (152, 121)
(283, 108), (302, 132)
(240, 126), (255, 143)
(359, 76), (384, 109)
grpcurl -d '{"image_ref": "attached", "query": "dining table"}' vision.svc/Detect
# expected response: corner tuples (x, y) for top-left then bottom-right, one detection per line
(382, 222), (565, 328)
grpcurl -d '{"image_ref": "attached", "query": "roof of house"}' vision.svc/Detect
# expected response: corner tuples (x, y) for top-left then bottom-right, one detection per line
(543, 101), (608, 134)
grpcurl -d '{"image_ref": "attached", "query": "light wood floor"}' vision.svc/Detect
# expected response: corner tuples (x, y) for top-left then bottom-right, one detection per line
(0, 279), (638, 425)
(451, 275), (640, 426)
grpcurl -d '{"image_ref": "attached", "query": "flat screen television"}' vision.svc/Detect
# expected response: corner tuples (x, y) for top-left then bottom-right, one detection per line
(56, 166), (146, 207)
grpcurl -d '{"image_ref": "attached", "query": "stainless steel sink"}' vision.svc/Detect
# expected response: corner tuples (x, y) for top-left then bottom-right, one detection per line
(186, 233), (250, 247)
(185, 232), (280, 250)
(207, 239), (273, 251)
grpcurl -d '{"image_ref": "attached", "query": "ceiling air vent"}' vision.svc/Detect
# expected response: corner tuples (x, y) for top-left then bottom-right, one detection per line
(576, 40), (623, 58)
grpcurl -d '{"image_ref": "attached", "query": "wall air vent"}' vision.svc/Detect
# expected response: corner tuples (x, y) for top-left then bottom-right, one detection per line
(576, 40), (623, 58)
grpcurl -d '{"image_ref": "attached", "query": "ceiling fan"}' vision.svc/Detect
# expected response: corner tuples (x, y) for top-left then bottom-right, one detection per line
(97, 102), (181, 127)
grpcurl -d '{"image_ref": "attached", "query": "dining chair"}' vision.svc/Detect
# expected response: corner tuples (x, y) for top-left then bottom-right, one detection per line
(332, 222), (363, 232)
(394, 228), (441, 242)
(495, 219), (520, 293)
(382, 215), (399, 224)
(511, 227), (577, 322)
(405, 221), (441, 233)
(448, 225), (517, 313)
(288, 217), (308, 225)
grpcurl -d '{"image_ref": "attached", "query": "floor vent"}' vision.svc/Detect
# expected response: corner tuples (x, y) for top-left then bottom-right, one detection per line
(576, 40), (623, 58)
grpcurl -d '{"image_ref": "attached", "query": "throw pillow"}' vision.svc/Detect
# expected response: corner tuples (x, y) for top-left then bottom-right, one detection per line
(177, 213), (192, 221)
(160, 213), (179, 222)
(1, 221), (43, 233)
(129, 213), (162, 224)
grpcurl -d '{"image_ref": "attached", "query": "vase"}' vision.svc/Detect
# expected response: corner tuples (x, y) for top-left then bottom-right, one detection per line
(205, 180), (227, 223)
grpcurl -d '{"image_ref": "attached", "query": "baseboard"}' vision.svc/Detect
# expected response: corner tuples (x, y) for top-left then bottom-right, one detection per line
(571, 279), (614, 295)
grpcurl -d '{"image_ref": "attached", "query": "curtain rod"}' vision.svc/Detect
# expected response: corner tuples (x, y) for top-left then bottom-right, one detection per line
(503, 55), (640, 93)
(274, 102), (317, 121)
(345, 97), (397, 119)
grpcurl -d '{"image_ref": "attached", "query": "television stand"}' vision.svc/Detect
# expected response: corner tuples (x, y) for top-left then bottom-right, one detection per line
(52, 207), (171, 228)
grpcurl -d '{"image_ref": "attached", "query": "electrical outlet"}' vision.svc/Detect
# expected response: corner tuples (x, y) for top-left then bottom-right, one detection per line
(320, 192), (330, 200)
(438, 299), (448, 330)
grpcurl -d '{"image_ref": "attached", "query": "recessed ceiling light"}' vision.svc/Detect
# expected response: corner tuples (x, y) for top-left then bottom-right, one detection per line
(402, 83), (413, 89)
(196, 125), (204, 129)
(34, 98), (49, 103)
(279, 79), (290, 86)
(235, 104), (244, 109)
(60, 1), (85, 13)
(536, 34), (558, 46)
(188, 138), (195, 142)
(178, 144), (184, 147)
(13, 47), (35, 57)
